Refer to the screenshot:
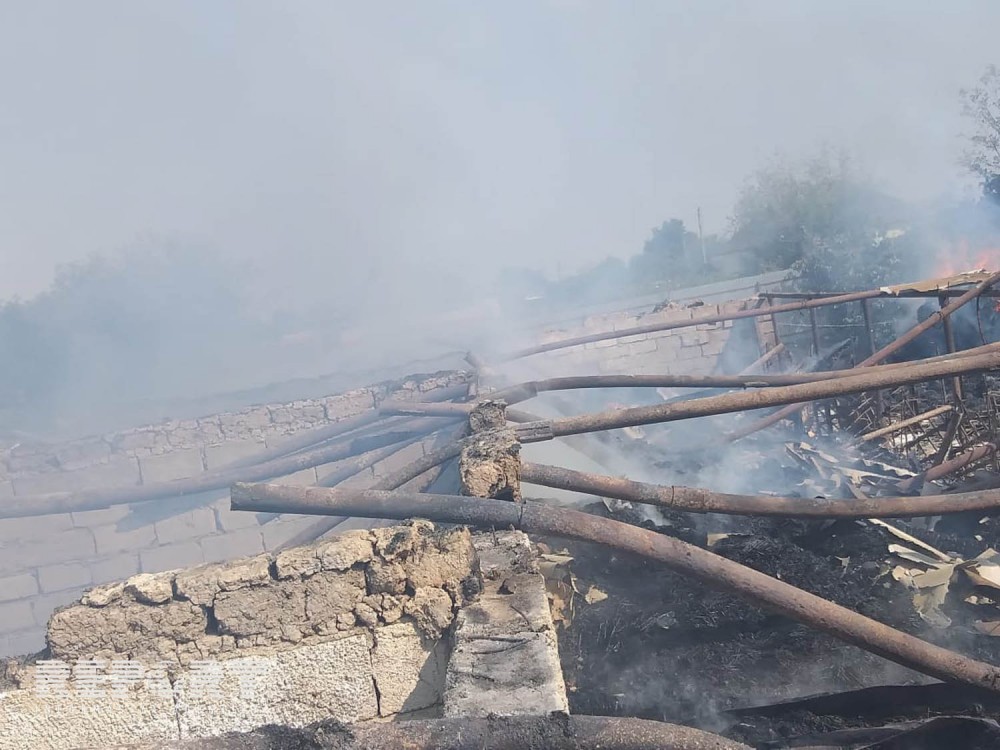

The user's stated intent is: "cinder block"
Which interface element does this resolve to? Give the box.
[0,670,178,747]
[0,573,38,602]
[70,504,131,528]
[371,622,448,715]
[628,339,658,356]
[200,528,265,564]
[676,345,705,361]
[0,600,36,631]
[91,522,156,556]
[139,448,205,484]
[701,337,728,357]
[140,541,205,573]
[53,438,111,471]
[174,635,379,735]
[261,515,328,552]
[0,513,74,543]
[37,563,93,593]
[619,333,646,345]
[213,496,265,532]
[2,628,45,657]
[12,455,140,496]
[90,553,141,584]
[6,528,96,569]
[154,507,218,545]
[32,587,87,626]
[680,331,711,347]
[204,439,266,470]
[322,388,375,422]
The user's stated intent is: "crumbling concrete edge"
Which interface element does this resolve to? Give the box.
[443,530,569,717]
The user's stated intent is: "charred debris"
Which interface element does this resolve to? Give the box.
[15,271,1000,747]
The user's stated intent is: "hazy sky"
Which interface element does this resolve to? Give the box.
[2,1,998,304]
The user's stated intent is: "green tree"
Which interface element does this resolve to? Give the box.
[961,64,1000,183]
[730,151,905,274]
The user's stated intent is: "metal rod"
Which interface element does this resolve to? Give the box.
[100,715,750,750]
[511,350,1000,440]
[861,298,877,357]
[231,482,1000,693]
[765,288,1000,300]
[505,274,999,361]
[727,270,1000,442]
[808,307,821,355]
[860,405,953,442]
[1,417,459,519]
[519,460,1000,519]
[379,400,537,423]
[896,443,997,493]
[506,289,891,360]
[489,342,1000,406]
[940,294,965,402]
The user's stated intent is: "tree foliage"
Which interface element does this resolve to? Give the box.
[961,64,1000,181]
[729,151,903,274]
[0,244,264,432]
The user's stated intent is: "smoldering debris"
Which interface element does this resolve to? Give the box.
[16,272,1000,748]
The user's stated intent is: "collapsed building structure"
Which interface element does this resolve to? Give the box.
[6,270,1000,747]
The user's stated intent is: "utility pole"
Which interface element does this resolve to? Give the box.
[697,207,707,266]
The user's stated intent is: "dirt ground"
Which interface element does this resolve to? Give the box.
[548,503,1000,747]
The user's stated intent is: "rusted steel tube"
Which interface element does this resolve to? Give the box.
[1,417,456,520]
[519,461,1000,519]
[220,383,470,470]
[273,433,457,552]
[231,483,1000,693]
[896,443,998,493]
[506,289,892,360]
[271,433,431,550]
[489,342,1000,406]
[766,287,1000,300]
[940,294,965,401]
[101,715,749,749]
[512,350,1000,440]
[730,270,1000,441]
[926,443,996,481]
[326,715,750,750]
[379,400,537,423]
[860,405,953,442]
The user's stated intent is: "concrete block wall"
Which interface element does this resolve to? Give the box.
[0,524,468,748]
[0,371,470,658]
[0,527,566,750]
[523,300,750,377]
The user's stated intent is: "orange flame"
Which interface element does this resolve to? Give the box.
[935,239,1000,277]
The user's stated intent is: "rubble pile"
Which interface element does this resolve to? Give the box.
[12,270,1000,748]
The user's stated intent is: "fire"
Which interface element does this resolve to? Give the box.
[935,239,1000,277]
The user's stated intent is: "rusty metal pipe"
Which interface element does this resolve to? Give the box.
[896,443,998,493]
[231,482,1000,693]
[0,416,457,520]
[379,400,537,423]
[511,350,1000,440]
[506,289,894,360]
[519,460,1000,519]
[859,405,953,442]
[100,715,749,749]
[487,342,1000,406]
[729,270,1000,441]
